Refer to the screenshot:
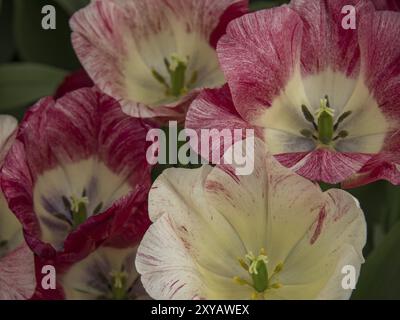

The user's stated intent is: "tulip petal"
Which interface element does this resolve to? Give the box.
[0,115,17,163]
[137,140,366,299]
[268,189,365,300]
[186,85,259,163]
[1,88,152,254]
[71,0,246,118]
[0,244,36,300]
[138,166,253,299]
[217,6,304,123]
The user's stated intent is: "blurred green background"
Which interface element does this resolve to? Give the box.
[0,0,399,299]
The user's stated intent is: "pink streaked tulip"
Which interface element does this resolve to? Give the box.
[61,245,149,300]
[187,0,400,186]
[0,88,153,265]
[33,192,150,300]
[0,115,36,300]
[136,140,366,300]
[70,0,248,121]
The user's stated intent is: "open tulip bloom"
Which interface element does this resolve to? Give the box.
[0,116,36,300]
[61,245,149,300]
[136,140,367,300]
[0,88,153,276]
[187,0,400,186]
[70,0,248,120]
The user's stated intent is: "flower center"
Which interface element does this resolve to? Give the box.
[152,53,198,98]
[233,248,283,299]
[109,270,129,300]
[300,95,352,147]
[61,189,103,230]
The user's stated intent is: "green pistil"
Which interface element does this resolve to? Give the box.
[316,97,335,145]
[61,191,104,229]
[300,95,352,146]
[152,54,198,98]
[110,271,129,300]
[67,192,89,229]
[234,249,283,299]
[169,56,187,97]
[248,254,269,293]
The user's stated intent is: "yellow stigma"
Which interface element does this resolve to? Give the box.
[300,95,352,146]
[110,271,128,289]
[246,250,269,275]
[233,248,284,298]
[169,53,188,72]
[109,271,129,300]
[315,98,335,118]
[270,282,282,289]
[69,194,89,229]
[70,195,89,213]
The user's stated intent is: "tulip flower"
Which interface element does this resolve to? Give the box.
[187,0,400,186]
[0,115,35,300]
[61,245,149,300]
[136,140,366,299]
[70,0,248,121]
[1,88,153,262]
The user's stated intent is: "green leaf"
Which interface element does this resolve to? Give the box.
[54,0,89,15]
[250,0,290,11]
[352,222,400,299]
[0,63,67,111]
[0,0,15,63]
[14,0,80,70]
[349,181,400,254]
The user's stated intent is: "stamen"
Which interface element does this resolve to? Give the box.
[301,105,318,130]
[238,258,249,271]
[300,95,351,146]
[270,282,282,289]
[233,276,251,286]
[300,129,314,139]
[151,54,198,99]
[152,69,169,91]
[235,249,285,297]
[334,111,352,131]
[273,262,284,274]
[93,202,103,215]
[188,70,198,87]
[333,130,349,141]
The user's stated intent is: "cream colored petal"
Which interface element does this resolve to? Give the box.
[273,189,366,300]
[148,166,247,277]
[0,115,17,163]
